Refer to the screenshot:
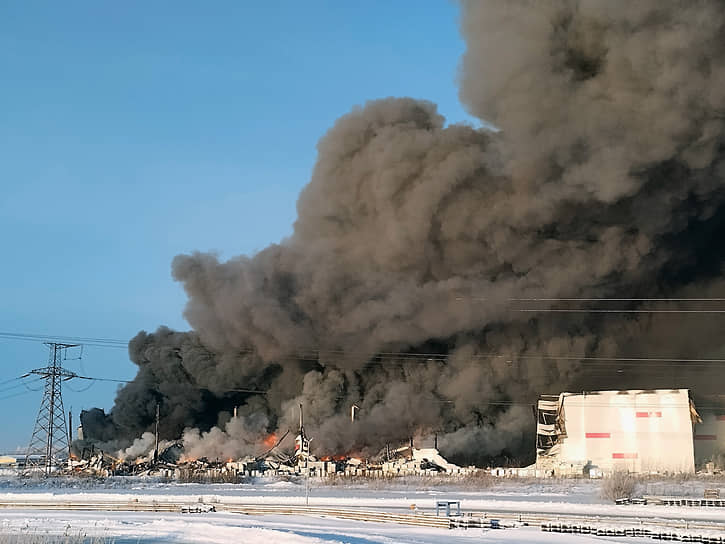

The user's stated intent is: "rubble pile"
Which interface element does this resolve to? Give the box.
[62,441,474,480]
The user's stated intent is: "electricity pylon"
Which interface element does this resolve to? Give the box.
[25,342,79,474]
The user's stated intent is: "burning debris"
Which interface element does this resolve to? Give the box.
[81,1,725,467]
[382,446,465,476]
[69,406,471,479]
[66,439,471,480]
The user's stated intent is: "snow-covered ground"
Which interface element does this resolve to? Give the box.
[0,476,724,542]
[0,510,648,544]
[3,477,725,521]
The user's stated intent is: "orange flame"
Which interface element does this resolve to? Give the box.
[318,454,347,462]
[263,434,277,448]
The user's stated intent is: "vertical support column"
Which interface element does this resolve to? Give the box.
[154,403,160,464]
[46,344,58,474]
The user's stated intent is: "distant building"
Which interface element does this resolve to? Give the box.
[536,389,700,475]
[0,456,17,467]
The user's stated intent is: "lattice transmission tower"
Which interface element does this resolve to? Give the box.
[25,342,79,474]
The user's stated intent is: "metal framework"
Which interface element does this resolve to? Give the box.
[25,342,79,474]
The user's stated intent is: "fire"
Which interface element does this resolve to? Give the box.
[263,434,277,448]
[319,454,347,462]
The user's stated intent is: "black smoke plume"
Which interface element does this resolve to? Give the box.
[83,1,725,466]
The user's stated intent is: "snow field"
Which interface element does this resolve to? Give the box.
[0,510,649,544]
[0,477,724,542]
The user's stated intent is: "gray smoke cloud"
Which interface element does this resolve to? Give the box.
[83,1,725,466]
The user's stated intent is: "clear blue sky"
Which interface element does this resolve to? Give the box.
[0,1,473,450]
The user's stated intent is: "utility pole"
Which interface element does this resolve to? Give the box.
[25,343,79,475]
[68,410,73,459]
[534,401,540,478]
[299,403,304,435]
[154,402,160,464]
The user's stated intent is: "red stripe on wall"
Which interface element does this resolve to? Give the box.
[636,411,662,418]
[717,415,725,421]
[694,435,717,441]
[612,453,638,459]
[585,433,611,438]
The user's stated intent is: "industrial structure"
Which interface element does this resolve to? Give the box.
[24,343,80,474]
[536,389,702,476]
[294,403,310,467]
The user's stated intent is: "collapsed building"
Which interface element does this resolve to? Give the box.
[68,405,472,479]
[79,1,725,469]
[60,388,725,479]
[66,440,471,480]
[226,444,472,479]
[535,389,712,476]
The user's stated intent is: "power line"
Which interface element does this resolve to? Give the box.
[5,331,725,368]
[519,309,725,313]
[268,350,725,365]
[75,376,133,384]
[66,379,96,394]
[3,330,725,405]
[0,377,42,395]
[71,374,268,394]
[2,323,725,370]
[459,297,725,302]
[0,389,36,403]
[5,329,725,366]
[0,376,26,387]
[2,383,723,411]
[3,372,724,421]
[4,296,725,356]
[0,331,127,343]
[0,331,128,348]
[456,296,725,313]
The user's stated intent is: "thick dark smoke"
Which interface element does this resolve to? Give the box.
[83,1,725,466]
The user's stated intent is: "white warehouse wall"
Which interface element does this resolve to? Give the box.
[541,389,696,474]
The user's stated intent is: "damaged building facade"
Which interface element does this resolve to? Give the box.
[694,412,725,468]
[535,389,722,476]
